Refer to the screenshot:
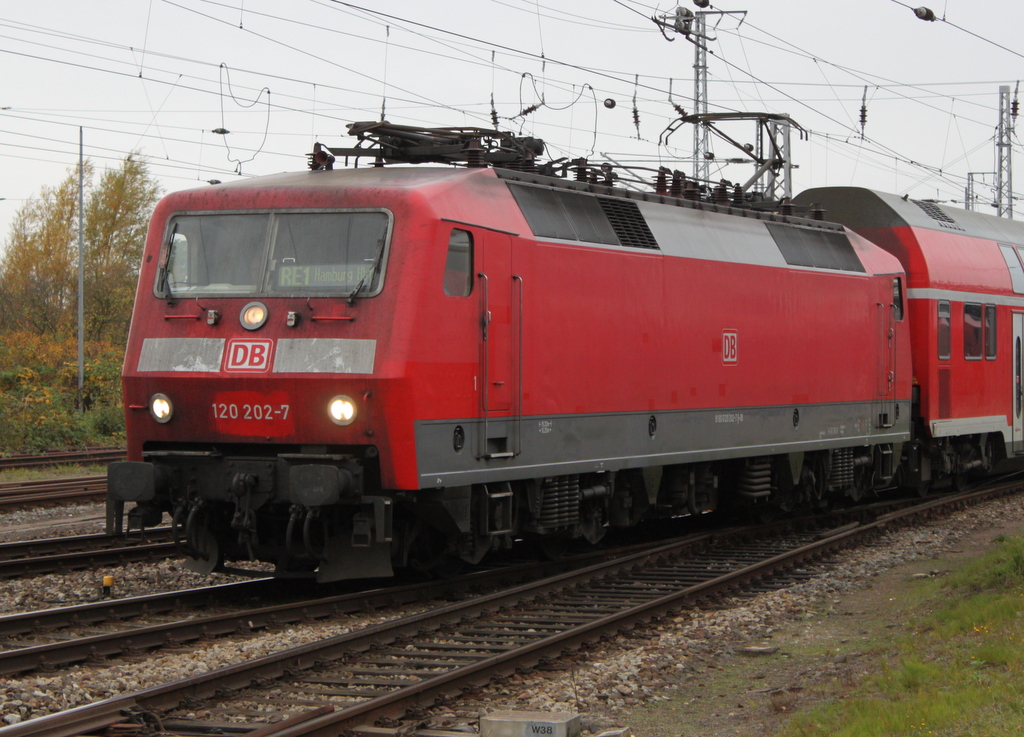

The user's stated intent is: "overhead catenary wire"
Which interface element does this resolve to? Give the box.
[0,0,1019,223]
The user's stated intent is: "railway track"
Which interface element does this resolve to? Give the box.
[0,535,721,674]
[0,476,107,510]
[0,529,175,579]
[0,481,1014,737]
[0,449,124,472]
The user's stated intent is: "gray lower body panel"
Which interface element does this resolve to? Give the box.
[415,401,911,488]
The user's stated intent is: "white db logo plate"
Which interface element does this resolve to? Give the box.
[224,339,274,372]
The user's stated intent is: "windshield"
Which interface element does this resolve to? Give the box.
[157,210,392,298]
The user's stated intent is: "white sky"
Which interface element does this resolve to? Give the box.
[1,0,1023,252]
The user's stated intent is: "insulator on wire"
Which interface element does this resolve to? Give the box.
[859,86,868,136]
[490,94,499,128]
[913,7,936,21]
[668,79,687,118]
[632,75,641,139]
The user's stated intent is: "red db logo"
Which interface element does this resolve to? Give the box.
[224,339,274,372]
[722,330,738,364]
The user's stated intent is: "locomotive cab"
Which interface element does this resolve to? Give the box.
[108,182,410,580]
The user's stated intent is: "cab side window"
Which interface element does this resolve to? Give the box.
[443,229,473,297]
[892,277,904,320]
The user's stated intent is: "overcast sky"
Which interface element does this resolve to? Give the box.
[2,0,1023,250]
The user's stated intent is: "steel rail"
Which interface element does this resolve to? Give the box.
[0,476,107,508]
[0,449,124,471]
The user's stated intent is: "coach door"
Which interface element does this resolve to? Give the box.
[1013,314,1024,452]
[477,230,520,458]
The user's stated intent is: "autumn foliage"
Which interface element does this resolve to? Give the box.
[0,155,160,453]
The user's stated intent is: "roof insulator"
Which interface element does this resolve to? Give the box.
[655,168,669,195]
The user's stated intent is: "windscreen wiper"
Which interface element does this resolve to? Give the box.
[156,222,179,300]
[347,236,387,305]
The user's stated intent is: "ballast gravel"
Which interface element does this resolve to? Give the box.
[0,494,1021,729]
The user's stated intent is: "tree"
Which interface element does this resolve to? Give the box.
[83,155,161,342]
[0,163,89,337]
[0,155,160,344]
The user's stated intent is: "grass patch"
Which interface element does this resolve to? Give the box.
[782,535,1024,736]
[0,464,109,483]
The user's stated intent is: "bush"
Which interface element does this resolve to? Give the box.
[83,404,126,442]
[0,333,126,454]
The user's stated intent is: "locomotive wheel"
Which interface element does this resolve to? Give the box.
[182,526,221,575]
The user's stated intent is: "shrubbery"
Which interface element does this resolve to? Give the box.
[0,333,125,453]
[0,154,157,455]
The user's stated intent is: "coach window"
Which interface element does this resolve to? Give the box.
[937,300,951,360]
[964,302,983,360]
[443,229,473,297]
[999,244,1024,294]
[985,304,997,359]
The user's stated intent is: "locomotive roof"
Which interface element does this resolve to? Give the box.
[176,165,850,235]
[793,186,1024,247]
[198,165,479,192]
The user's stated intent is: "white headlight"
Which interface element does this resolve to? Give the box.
[328,396,357,425]
[150,393,174,423]
[240,301,268,330]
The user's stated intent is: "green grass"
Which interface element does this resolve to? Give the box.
[0,464,109,483]
[782,535,1024,737]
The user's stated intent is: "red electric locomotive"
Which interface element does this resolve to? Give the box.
[795,187,1024,488]
[108,124,912,581]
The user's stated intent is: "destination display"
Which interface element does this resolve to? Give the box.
[276,263,372,288]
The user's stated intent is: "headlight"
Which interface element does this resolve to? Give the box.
[240,301,268,330]
[328,395,357,425]
[150,393,174,423]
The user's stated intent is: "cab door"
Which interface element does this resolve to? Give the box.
[477,230,519,458]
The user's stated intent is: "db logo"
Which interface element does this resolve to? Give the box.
[224,339,274,372]
[722,330,738,364]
